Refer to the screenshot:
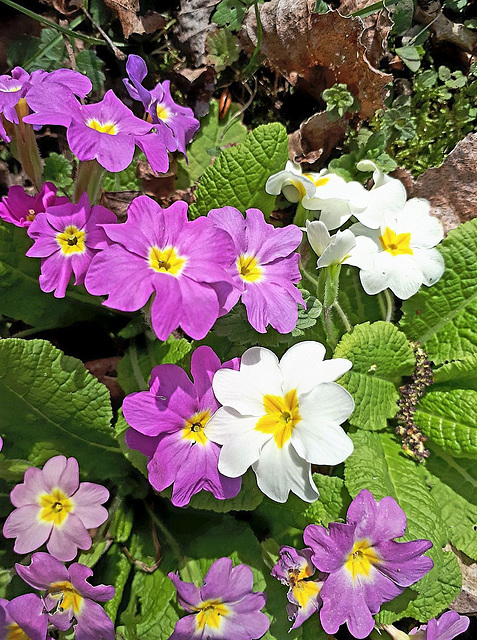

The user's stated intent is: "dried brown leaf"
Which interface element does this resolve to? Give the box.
[103,0,166,39]
[172,66,216,118]
[174,0,221,67]
[84,357,124,405]
[409,133,477,234]
[99,190,141,223]
[288,111,348,165]
[40,0,82,15]
[241,0,391,119]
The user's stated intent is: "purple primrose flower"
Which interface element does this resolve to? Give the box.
[271,546,323,630]
[3,455,109,562]
[303,489,434,639]
[26,192,116,298]
[410,611,470,640]
[0,182,68,228]
[84,196,236,340]
[16,552,115,640]
[207,207,305,334]
[124,54,200,157]
[168,557,270,640]
[123,345,242,507]
[0,594,48,640]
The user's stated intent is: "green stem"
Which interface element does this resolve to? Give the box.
[74,160,104,204]
[11,105,43,190]
[242,0,263,75]
[384,288,394,323]
[324,264,341,308]
[145,503,184,566]
[323,306,338,349]
[332,300,352,333]
[300,260,321,293]
[350,0,396,19]
[294,202,313,228]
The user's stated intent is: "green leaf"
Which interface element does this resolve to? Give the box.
[102,161,140,192]
[206,29,240,71]
[400,219,477,365]
[176,99,247,189]
[432,356,477,390]
[0,339,127,480]
[213,0,251,31]
[75,49,105,93]
[389,0,415,35]
[414,388,477,456]
[334,322,415,430]
[344,430,460,620]
[395,46,422,72]
[0,459,31,483]
[0,221,108,331]
[43,152,74,191]
[101,543,133,622]
[189,123,289,218]
[114,411,148,477]
[424,443,477,559]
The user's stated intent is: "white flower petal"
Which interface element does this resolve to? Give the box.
[317,229,356,268]
[205,409,258,445]
[386,254,423,299]
[317,201,353,229]
[399,199,444,249]
[266,167,316,202]
[355,178,407,229]
[343,235,378,271]
[411,247,445,287]
[218,429,270,478]
[252,440,319,503]
[306,220,331,257]
[241,346,283,394]
[212,369,265,415]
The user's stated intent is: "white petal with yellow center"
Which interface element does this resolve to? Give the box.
[266,161,316,203]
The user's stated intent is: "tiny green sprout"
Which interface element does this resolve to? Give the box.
[322,83,360,120]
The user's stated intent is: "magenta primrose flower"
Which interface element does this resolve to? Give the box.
[168,557,270,640]
[271,546,323,630]
[207,207,305,333]
[16,552,115,640]
[0,182,68,228]
[303,489,434,639]
[123,345,242,507]
[410,611,470,640]
[124,54,200,157]
[26,192,116,298]
[0,594,48,640]
[85,196,236,340]
[24,87,168,173]
[3,455,109,562]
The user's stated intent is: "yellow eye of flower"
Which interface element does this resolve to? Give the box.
[237,254,262,282]
[182,410,212,446]
[56,225,86,255]
[148,245,187,276]
[379,227,413,256]
[255,389,301,448]
[39,488,73,526]
[86,119,118,135]
[344,539,380,580]
[195,600,229,630]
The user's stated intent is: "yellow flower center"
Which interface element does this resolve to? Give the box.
[39,488,73,526]
[86,119,118,135]
[6,624,30,640]
[195,600,229,631]
[237,254,262,282]
[156,104,171,122]
[304,174,330,189]
[255,389,301,448]
[48,581,83,615]
[292,579,322,610]
[344,539,380,581]
[26,209,36,222]
[182,410,212,446]
[379,227,413,256]
[148,245,187,276]
[56,225,86,255]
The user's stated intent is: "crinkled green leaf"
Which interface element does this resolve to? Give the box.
[334,322,415,430]
[102,160,140,192]
[189,123,289,218]
[75,49,105,93]
[212,0,252,31]
[43,152,73,191]
[0,459,31,483]
[432,355,477,390]
[206,29,240,71]
[0,339,127,480]
[400,219,477,365]
[424,443,477,559]
[0,222,106,331]
[114,411,148,477]
[345,430,461,620]
[176,100,247,189]
[414,388,477,456]
[101,543,133,622]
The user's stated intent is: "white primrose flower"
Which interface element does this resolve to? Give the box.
[302,170,369,231]
[350,198,445,300]
[306,220,376,270]
[204,342,354,503]
[266,161,317,203]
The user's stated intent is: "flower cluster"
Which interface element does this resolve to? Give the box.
[1,456,114,640]
[272,490,434,638]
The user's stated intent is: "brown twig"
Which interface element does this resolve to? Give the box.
[415,0,477,54]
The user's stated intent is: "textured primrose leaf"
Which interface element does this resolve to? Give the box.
[0,221,106,331]
[75,49,105,93]
[344,430,460,620]
[178,469,263,512]
[400,219,477,365]
[189,122,289,218]
[206,29,240,71]
[101,543,133,622]
[334,322,415,430]
[432,355,477,390]
[0,339,127,480]
[43,152,73,191]
[424,443,477,559]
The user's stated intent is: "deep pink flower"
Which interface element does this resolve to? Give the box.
[168,557,269,640]
[3,455,109,562]
[207,207,305,333]
[0,182,68,228]
[85,196,237,340]
[303,489,434,639]
[16,552,115,640]
[0,594,48,640]
[26,192,116,298]
[123,346,242,507]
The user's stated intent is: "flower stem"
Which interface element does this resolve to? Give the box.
[294,202,313,227]
[145,503,184,566]
[74,159,104,204]
[10,103,43,190]
[332,300,352,333]
[384,288,395,322]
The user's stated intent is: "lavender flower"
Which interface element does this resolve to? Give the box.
[3,455,109,561]
[168,557,269,640]
[303,489,434,639]
[0,594,48,640]
[207,207,305,334]
[124,54,200,157]
[0,183,68,228]
[410,611,470,640]
[25,192,116,298]
[123,346,242,507]
[84,196,236,340]
[271,546,323,629]
[16,552,115,640]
